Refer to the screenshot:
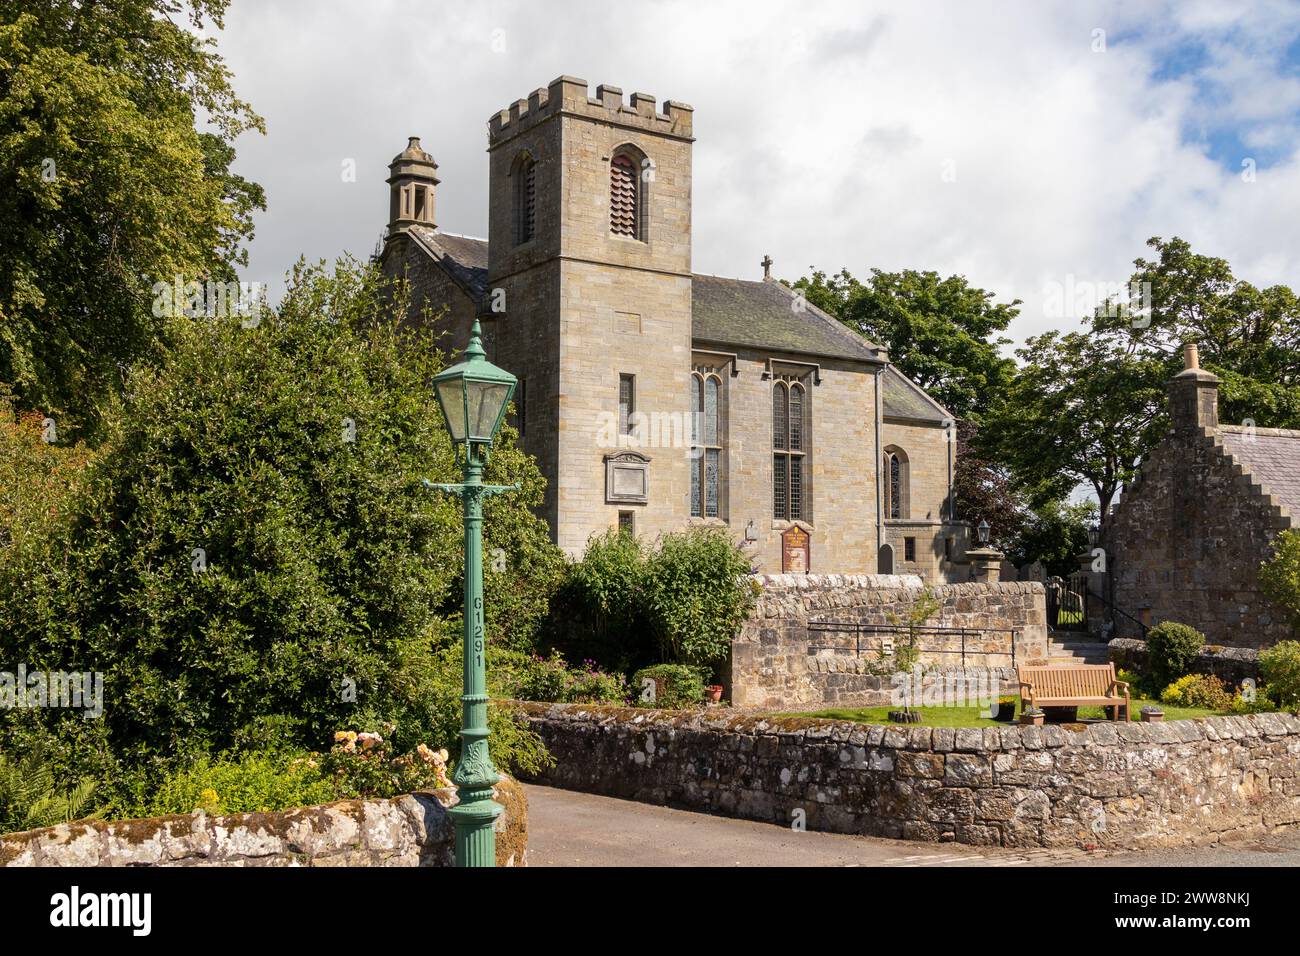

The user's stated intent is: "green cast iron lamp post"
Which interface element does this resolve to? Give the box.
[425,318,517,867]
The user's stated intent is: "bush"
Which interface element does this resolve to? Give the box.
[1260,530,1300,633]
[549,526,756,674]
[495,650,628,705]
[644,527,758,668]
[0,260,558,792]
[1259,640,1300,710]
[1145,621,1206,688]
[130,750,339,817]
[1159,674,1233,711]
[632,664,708,709]
[548,530,650,671]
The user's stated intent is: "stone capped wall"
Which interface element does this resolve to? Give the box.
[1,778,527,868]
[1108,637,1261,686]
[729,574,1049,709]
[518,702,1300,849]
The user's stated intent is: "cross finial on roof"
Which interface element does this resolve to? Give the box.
[761,254,773,280]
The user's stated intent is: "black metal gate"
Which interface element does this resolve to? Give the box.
[1046,573,1089,631]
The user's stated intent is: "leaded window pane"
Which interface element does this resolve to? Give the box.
[773,454,787,519]
[789,384,803,451]
[773,384,787,451]
[790,455,803,521]
[705,449,719,518]
[691,455,702,518]
[704,377,719,446]
[890,455,901,519]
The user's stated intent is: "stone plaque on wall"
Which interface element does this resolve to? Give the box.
[781,525,810,573]
[604,451,650,504]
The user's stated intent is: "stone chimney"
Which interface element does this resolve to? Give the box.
[1167,342,1220,433]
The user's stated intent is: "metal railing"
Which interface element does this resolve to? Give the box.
[806,621,1021,668]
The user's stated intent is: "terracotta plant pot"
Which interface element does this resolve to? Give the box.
[1020,711,1045,726]
[704,684,723,703]
[1140,708,1165,723]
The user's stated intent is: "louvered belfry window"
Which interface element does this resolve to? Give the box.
[610,154,639,238]
[773,378,808,521]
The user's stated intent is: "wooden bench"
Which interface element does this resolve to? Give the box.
[1017,663,1130,721]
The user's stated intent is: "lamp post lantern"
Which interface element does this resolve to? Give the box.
[977,519,990,546]
[425,318,517,867]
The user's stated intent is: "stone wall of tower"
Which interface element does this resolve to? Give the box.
[487,77,695,555]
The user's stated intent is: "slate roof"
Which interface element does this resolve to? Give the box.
[881,365,952,424]
[403,230,973,429]
[409,227,489,299]
[690,275,884,363]
[405,232,886,364]
[1221,425,1300,516]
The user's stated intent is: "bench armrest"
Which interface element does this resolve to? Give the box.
[1110,679,1130,693]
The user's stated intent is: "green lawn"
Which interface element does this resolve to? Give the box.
[783,697,1226,728]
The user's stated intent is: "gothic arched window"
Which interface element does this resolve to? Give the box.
[773,379,809,521]
[512,152,536,246]
[884,446,910,520]
[690,371,723,518]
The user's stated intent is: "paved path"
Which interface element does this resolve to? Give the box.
[524,784,1300,867]
[524,785,1097,867]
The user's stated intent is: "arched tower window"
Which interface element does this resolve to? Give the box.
[609,146,649,241]
[884,446,910,520]
[512,152,536,246]
[773,378,809,521]
[690,371,723,518]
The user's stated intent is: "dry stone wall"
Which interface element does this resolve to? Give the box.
[1,777,527,868]
[518,702,1300,849]
[729,574,1049,709]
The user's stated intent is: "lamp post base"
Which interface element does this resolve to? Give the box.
[450,795,503,867]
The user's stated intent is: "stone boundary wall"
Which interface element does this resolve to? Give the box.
[730,574,1049,710]
[517,702,1300,849]
[1108,637,1261,686]
[1,777,527,868]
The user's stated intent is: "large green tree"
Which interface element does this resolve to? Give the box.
[0,259,560,786]
[0,1,264,436]
[790,267,1018,420]
[983,330,1167,517]
[1096,236,1300,429]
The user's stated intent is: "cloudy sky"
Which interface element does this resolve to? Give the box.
[215,0,1300,344]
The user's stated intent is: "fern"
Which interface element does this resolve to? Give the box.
[0,748,102,834]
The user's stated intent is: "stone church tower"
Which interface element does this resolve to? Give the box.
[485,77,696,550]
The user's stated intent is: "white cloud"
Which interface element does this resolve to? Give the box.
[217,0,1300,345]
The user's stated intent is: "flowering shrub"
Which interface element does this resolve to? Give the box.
[1160,674,1234,711]
[321,729,453,798]
[496,650,629,705]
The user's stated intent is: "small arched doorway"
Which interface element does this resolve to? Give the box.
[878,542,896,575]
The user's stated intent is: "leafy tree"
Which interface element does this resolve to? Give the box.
[951,419,1026,547]
[0,1,265,437]
[1095,237,1300,429]
[1006,499,1098,578]
[790,267,1018,420]
[982,330,1167,517]
[0,259,558,790]
[1260,529,1300,635]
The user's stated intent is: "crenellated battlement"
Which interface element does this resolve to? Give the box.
[488,76,693,145]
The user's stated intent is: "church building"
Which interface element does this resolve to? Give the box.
[380,76,969,578]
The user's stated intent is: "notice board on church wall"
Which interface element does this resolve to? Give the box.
[781,525,810,573]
